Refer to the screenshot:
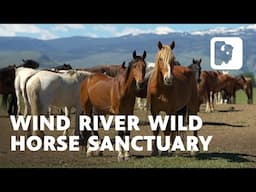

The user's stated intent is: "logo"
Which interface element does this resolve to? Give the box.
[210,37,243,70]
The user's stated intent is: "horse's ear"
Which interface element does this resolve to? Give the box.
[192,58,195,63]
[199,58,202,63]
[170,41,175,50]
[240,75,246,81]
[122,61,126,68]
[133,50,137,59]
[158,41,163,50]
[143,51,147,59]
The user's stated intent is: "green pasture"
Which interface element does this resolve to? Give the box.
[235,88,256,104]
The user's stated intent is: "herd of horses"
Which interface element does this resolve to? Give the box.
[0,40,253,161]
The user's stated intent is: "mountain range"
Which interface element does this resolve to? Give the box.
[0,28,255,76]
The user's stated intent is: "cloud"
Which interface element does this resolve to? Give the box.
[52,24,84,32]
[39,30,58,40]
[0,24,57,40]
[245,24,256,30]
[154,26,175,34]
[114,26,175,37]
[93,25,117,33]
[190,27,242,35]
[115,28,150,36]
[0,24,41,36]
[190,25,252,36]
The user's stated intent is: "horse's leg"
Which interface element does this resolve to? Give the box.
[117,130,125,161]
[62,106,71,137]
[13,93,18,116]
[151,113,160,156]
[33,105,46,139]
[205,90,211,112]
[174,106,188,156]
[162,118,171,157]
[8,93,17,116]
[210,91,215,112]
[124,114,131,161]
[87,108,102,157]
[15,77,21,116]
[7,94,13,115]
[188,109,200,156]
[16,90,21,116]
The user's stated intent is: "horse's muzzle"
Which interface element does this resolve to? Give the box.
[164,77,173,86]
[136,81,144,90]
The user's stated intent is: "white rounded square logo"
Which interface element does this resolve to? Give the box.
[210,37,243,70]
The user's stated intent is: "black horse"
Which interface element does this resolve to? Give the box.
[0,59,40,115]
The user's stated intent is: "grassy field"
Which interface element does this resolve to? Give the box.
[235,88,256,104]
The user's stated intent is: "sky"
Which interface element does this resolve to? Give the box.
[0,24,254,40]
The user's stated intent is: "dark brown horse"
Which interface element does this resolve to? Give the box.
[80,50,147,161]
[147,41,199,156]
[0,59,40,115]
[0,65,17,115]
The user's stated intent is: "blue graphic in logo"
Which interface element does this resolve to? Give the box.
[210,37,243,70]
[215,41,233,65]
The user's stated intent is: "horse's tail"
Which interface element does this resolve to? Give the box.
[23,73,40,116]
[1,94,9,110]
[29,78,41,116]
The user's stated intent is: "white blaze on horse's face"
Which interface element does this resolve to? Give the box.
[158,44,175,86]
[133,61,146,90]
[131,50,147,90]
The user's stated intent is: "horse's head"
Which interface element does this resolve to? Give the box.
[189,58,202,83]
[240,76,253,104]
[156,41,175,86]
[0,65,16,92]
[62,64,73,70]
[22,59,40,69]
[127,50,147,89]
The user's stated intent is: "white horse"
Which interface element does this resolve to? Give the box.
[24,69,93,138]
[15,67,38,115]
[15,67,73,116]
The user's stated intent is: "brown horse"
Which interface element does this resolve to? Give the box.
[198,71,230,112]
[147,41,199,156]
[234,76,253,104]
[198,72,253,112]
[80,50,147,161]
[82,64,123,77]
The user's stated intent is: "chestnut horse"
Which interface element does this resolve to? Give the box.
[80,51,147,161]
[234,76,253,104]
[82,64,123,77]
[198,72,253,112]
[147,41,199,156]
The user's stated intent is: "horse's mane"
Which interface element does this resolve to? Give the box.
[153,45,173,77]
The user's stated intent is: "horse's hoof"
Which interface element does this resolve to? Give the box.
[124,152,130,161]
[117,153,124,162]
[97,151,103,157]
[86,151,94,157]
[151,150,159,156]
[190,151,199,157]
[161,151,169,157]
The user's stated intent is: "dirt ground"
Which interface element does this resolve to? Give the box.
[0,103,256,168]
